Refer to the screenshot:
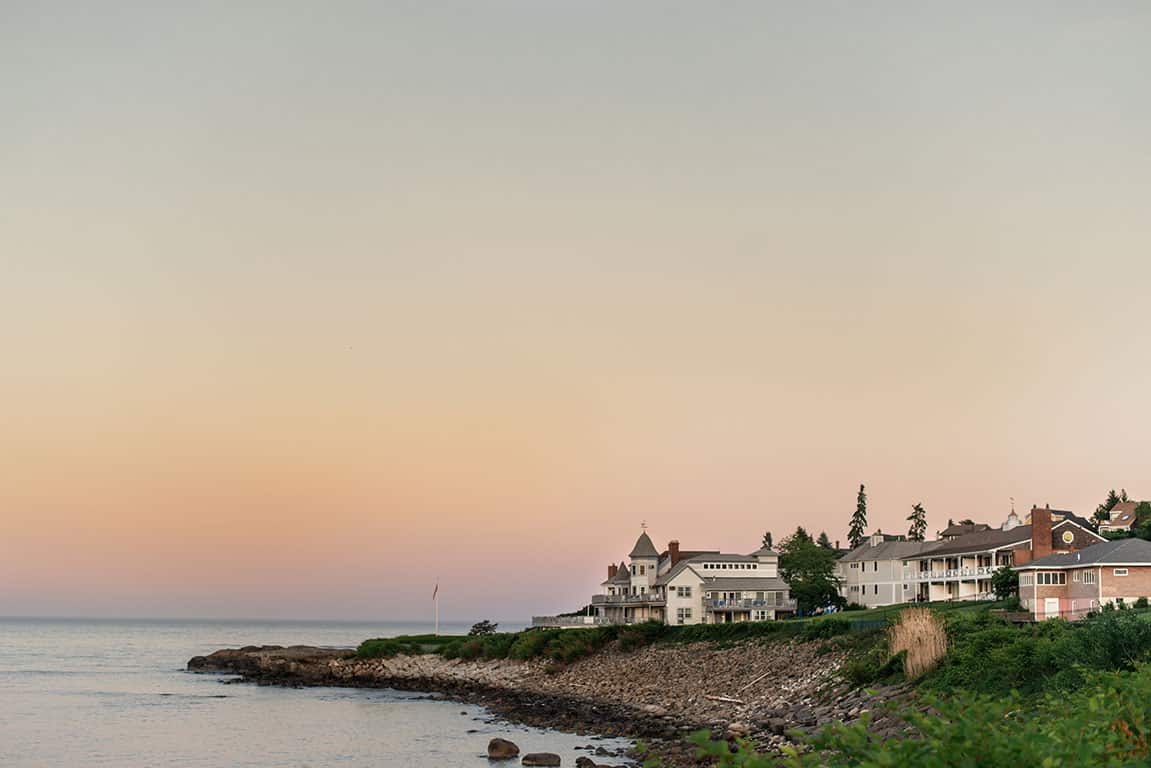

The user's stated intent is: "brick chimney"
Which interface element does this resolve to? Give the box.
[668,540,681,566]
[608,563,617,579]
[1032,505,1053,561]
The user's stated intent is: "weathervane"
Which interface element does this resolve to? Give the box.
[641,520,647,530]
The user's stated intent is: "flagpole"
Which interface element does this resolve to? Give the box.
[434,579,440,636]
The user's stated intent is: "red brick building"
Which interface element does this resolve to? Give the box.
[1014,537,1151,620]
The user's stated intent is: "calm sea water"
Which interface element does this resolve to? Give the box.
[0,618,631,767]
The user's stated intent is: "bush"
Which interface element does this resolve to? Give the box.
[842,602,868,612]
[693,664,1151,766]
[923,610,1151,696]
[801,616,851,640]
[1137,597,1149,609]
[468,620,498,636]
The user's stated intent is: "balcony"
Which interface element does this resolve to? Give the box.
[902,565,1000,581]
[592,593,666,606]
[704,598,797,611]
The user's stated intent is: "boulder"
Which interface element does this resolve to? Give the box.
[574,758,599,768]
[521,754,561,766]
[487,738,520,760]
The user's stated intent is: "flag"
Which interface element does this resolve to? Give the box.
[432,582,438,601]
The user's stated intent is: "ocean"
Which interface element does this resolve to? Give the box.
[0,618,631,767]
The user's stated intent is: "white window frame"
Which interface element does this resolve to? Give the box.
[1114,568,1129,577]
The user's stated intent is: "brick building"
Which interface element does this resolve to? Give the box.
[1014,537,1151,620]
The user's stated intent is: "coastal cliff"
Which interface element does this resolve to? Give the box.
[189,637,908,762]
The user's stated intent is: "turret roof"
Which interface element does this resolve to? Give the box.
[629,531,660,559]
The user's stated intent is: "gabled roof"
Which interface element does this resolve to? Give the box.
[914,527,1032,557]
[839,539,939,562]
[629,532,660,559]
[749,547,778,558]
[1015,538,1151,570]
[940,523,991,537]
[611,561,631,584]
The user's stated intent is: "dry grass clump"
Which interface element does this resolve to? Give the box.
[889,607,948,678]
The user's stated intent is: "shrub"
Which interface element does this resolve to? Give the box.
[842,602,867,612]
[1137,597,1149,609]
[801,616,851,640]
[689,664,1151,766]
[889,608,947,678]
[468,620,498,636]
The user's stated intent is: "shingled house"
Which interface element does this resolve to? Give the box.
[589,531,795,626]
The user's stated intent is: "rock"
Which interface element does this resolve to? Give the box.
[487,738,520,760]
[574,758,599,768]
[521,753,561,766]
[641,704,668,717]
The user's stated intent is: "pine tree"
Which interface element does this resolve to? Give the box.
[1096,489,1128,522]
[761,530,773,550]
[848,484,868,548]
[907,503,927,542]
[816,531,833,549]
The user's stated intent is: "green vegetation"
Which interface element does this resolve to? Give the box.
[355,634,458,658]
[924,609,1151,696]
[990,566,1018,599]
[356,614,864,665]
[691,664,1151,766]
[778,528,843,613]
[678,607,1151,767]
[906,502,927,541]
[468,620,498,636]
[848,484,867,549]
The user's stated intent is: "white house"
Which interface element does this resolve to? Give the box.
[836,506,1106,607]
[588,531,795,626]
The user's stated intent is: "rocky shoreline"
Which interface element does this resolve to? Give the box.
[188,639,911,766]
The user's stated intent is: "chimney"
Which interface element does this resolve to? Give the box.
[608,564,617,579]
[668,540,681,565]
[1032,505,1053,561]
[835,540,840,550]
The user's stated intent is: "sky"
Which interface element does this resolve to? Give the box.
[2,1,1149,621]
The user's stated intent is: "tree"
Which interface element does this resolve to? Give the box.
[991,567,1019,600]
[761,530,773,550]
[779,527,843,613]
[1132,502,1151,541]
[816,531,833,549]
[1096,489,1130,522]
[957,518,975,526]
[907,503,927,542]
[848,484,868,549]
[468,620,498,636]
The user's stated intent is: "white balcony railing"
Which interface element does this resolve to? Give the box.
[901,566,1001,581]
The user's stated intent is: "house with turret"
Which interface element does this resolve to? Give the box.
[589,531,795,625]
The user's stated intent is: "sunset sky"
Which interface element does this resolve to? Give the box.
[2,2,1149,621]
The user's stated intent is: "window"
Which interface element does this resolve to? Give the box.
[752,610,769,621]
[1084,571,1097,584]
[640,586,646,594]
[675,586,692,598]
[676,607,692,624]
[1036,572,1067,585]
[1114,569,1129,577]
[639,565,646,575]
[874,584,879,595]
[1073,572,1080,583]
[631,565,636,576]
[873,562,879,571]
